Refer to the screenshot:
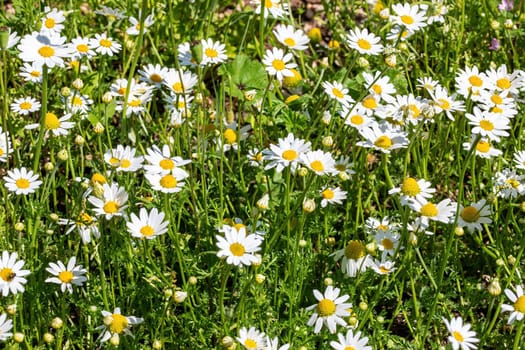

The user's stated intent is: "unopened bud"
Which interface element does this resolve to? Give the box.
[188,276,198,285]
[43,333,55,344]
[75,135,85,145]
[297,167,308,177]
[72,78,84,90]
[93,122,104,134]
[490,20,500,30]
[255,274,265,284]
[14,222,24,231]
[61,87,71,97]
[357,56,369,68]
[44,162,54,172]
[109,334,120,346]
[324,277,333,286]
[152,340,163,349]
[385,55,397,67]
[508,255,516,265]
[302,199,316,213]
[307,28,322,43]
[173,291,188,303]
[322,136,334,148]
[454,227,464,237]
[6,304,16,315]
[221,336,234,348]
[102,92,113,104]
[487,278,501,296]
[359,301,368,311]
[57,149,68,161]
[51,317,63,329]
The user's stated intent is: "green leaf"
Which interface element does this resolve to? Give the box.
[218,54,268,99]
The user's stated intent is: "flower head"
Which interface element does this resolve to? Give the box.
[0,251,30,296]
[216,226,262,267]
[97,308,143,343]
[306,286,352,333]
[502,285,525,324]
[45,257,87,293]
[4,167,42,195]
[442,316,479,350]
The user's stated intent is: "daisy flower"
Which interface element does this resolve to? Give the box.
[263,133,311,173]
[373,230,401,258]
[164,68,198,95]
[90,33,121,56]
[478,90,515,112]
[389,177,436,206]
[513,150,525,170]
[357,123,409,153]
[127,207,169,240]
[417,76,441,93]
[216,226,262,267]
[262,47,297,82]
[462,137,502,159]
[0,251,30,296]
[177,42,198,67]
[145,171,189,193]
[4,167,42,195]
[466,107,510,142]
[265,336,290,350]
[126,13,155,36]
[358,94,382,116]
[431,86,465,120]
[363,71,396,103]
[340,106,373,130]
[138,63,169,87]
[18,32,71,68]
[237,327,267,350]
[409,198,457,226]
[5,29,20,50]
[502,285,525,324]
[493,168,525,199]
[334,156,355,179]
[0,128,11,163]
[45,257,87,294]
[485,64,523,95]
[25,112,75,137]
[365,216,397,234]
[332,240,373,277]
[117,89,153,117]
[104,145,143,172]
[247,148,264,167]
[201,38,227,65]
[424,1,449,24]
[219,121,251,153]
[58,211,100,244]
[330,329,372,350]
[300,150,337,176]
[455,66,488,101]
[40,7,66,35]
[346,27,383,55]
[20,62,43,83]
[306,285,352,334]
[457,199,491,233]
[88,183,129,220]
[68,36,96,59]
[0,313,13,342]
[390,3,428,32]
[252,0,289,18]
[10,96,41,116]
[144,145,191,175]
[94,6,126,20]
[273,24,309,51]
[67,93,93,115]
[371,259,397,275]
[442,316,479,350]
[320,186,347,207]
[97,308,143,343]
[322,81,355,106]
[164,93,193,119]
[219,218,266,242]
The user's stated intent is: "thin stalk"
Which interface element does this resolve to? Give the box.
[33,65,49,173]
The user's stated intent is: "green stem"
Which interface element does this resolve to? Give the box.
[33,65,49,173]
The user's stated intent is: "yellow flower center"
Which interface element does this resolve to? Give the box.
[362,96,378,109]
[58,270,74,283]
[264,0,274,8]
[514,295,525,313]
[100,38,112,48]
[420,202,438,217]
[409,104,420,118]
[204,47,218,58]
[77,44,89,53]
[438,98,450,110]
[233,223,246,232]
[20,102,32,110]
[129,99,141,107]
[45,112,60,130]
[159,159,175,170]
[45,17,56,28]
[491,94,503,105]
[310,160,324,172]
[72,96,83,106]
[103,201,119,214]
[172,82,183,93]
[317,298,336,317]
[400,15,414,25]
[272,59,285,71]
[496,78,511,90]
[109,314,128,334]
[282,149,297,161]
[229,242,245,257]
[507,179,520,189]
[117,87,127,95]
[31,70,41,77]
[244,339,258,349]
[150,74,162,83]
[284,37,296,47]
[77,212,93,225]
[16,178,29,190]
[460,206,480,223]
[468,75,483,87]
[160,174,178,189]
[374,135,393,149]
[0,149,4,157]
[381,238,394,250]
[321,188,334,199]
[223,129,237,144]
[491,106,502,114]
[476,140,490,153]
[452,331,464,343]
[91,173,107,184]
[372,84,382,94]
[344,240,365,260]
[357,38,371,50]
[140,225,155,237]
[479,120,494,131]
[120,159,131,169]
[350,115,364,125]
[379,266,390,274]
[109,157,120,167]
[0,268,15,282]
[38,45,55,58]
[401,177,420,196]
[332,88,344,99]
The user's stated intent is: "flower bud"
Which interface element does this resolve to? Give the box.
[328,40,340,50]
[487,278,501,296]
[324,277,333,286]
[283,68,302,88]
[385,55,397,67]
[109,334,120,346]
[61,87,71,97]
[348,316,359,326]
[504,19,513,29]
[256,193,270,211]
[57,149,68,161]
[454,227,464,237]
[49,213,59,221]
[173,291,188,303]
[490,20,500,30]
[75,135,85,145]
[152,340,163,349]
[221,336,234,348]
[72,78,84,90]
[43,333,55,344]
[357,57,369,69]
[44,162,54,172]
[51,317,64,329]
[14,222,24,231]
[302,199,316,213]
[164,289,173,298]
[14,332,24,343]
[508,255,516,265]
[93,122,104,134]
[298,239,307,247]
[307,28,322,43]
[255,274,266,284]
[322,136,334,148]
[297,167,308,177]
[6,304,16,315]
[102,92,113,103]
[322,111,332,125]
[379,8,390,19]
[188,276,198,285]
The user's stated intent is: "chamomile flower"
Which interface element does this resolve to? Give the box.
[262,47,297,82]
[97,308,143,343]
[320,186,347,207]
[4,167,42,195]
[90,33,121,56]
[104,145,143,172]
[265,336,290,350]
[164,68,198,95]
[138,63,169,87]
[67,93,93,115]
[332,240,373,277]
[220,218,266,242]
[502,285,525,324]
[273,24,309,51]
[409,198,457,226]
[263,133,311,173]
[442,316,479,350]
[363,71,396,103]
[455,66,488,101]
[68,36,96,59]
[485,64,523,95]
[219,121,251,152]
[346,27,384,55]
[5,29,20,50]
[94,6,126,20]
[306,286,352,334]
[466,107,510,142]
[390,3,428,32]
[58,211,100,244]
[340,106,373,130]
[201,38,227,65]
[10,96,41,116]
[127,208,169,240]
[0,314,13,342]
[322,81,355,106]
[0,251,30,296]
[126,13,155,36]
[253,0,289,18]
[431,86,465,120]
[373,230,401,258]
[417,76,441,93]
[164,93,193,119]
[457,199,491,233]
[20,62,43,83]
[117,89,153,117]
[357,123,409,153]
[462,137,502,159]
[0,128,11,163]
[247,148,264,167]
[216,226,262,267]
[300,150,337,176]
[371,259,397,275]
[88,183,129,220]
[334,156,356,179]
[493,168,525,199]
[25,112,75,137]
[144,145,191,176]
[389,177,436,206]
[513,150,525,170]
[18,32,71,68]
[45,257,87,294]
[40,7,66,35]
[424,1,449,24]
[365,216,397,234]
[478,90,514,112]
[330,329,372,350]
[145,171,189,193]
[237,327,267,350]
[177,42,198,67]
